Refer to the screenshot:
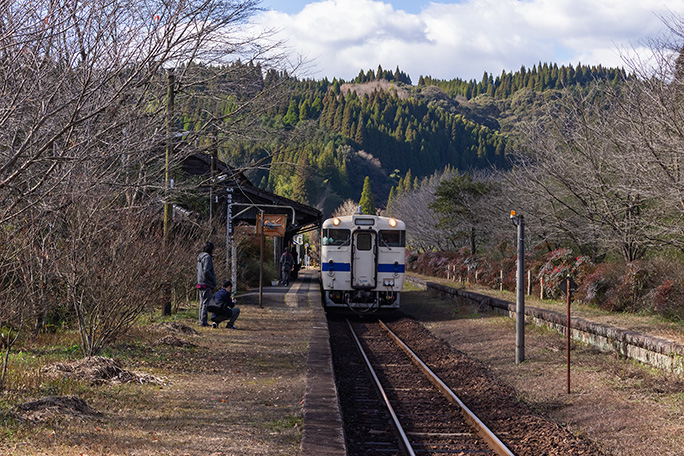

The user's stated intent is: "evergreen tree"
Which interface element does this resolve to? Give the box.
[331,78,341,95]
[402,169,413,194]
[387,186,396,212]
[354,112,366,145]
[311,96,323,117]
[283,99,299,126]
[359,176,376,215]
[299,100,310,121]
[430,172,490,254]
[291,152,310,205]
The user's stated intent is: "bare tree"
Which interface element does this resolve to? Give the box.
[504,84,668,262]
[498,13,684,263]
[332,199,360,217]
[0,219,59,388]
[605,24,684,251]
[0,0,292,361]
[390,170,461,252]
[0,0,287,224]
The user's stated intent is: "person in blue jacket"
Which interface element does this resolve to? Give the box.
[210,280,240,329]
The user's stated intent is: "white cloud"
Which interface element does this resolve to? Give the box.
[252,0,684,81]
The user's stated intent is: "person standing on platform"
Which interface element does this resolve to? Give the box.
[197,242,216,327]
[279,248,294,287]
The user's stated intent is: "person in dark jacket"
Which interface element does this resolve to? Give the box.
[279,248,294,286]
[197,242,217,327]
[209,280,240,329]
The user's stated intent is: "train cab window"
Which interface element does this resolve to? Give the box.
[321,228,350,246]
[379,230,405,248]
[356,232,373,251]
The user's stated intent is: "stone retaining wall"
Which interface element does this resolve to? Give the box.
[407,276,684,375]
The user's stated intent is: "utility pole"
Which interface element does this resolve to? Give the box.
[208,125,218,230]
[259,210,265,308]
[510,210,525,364]
[163,69,175,241]
[161,69,175,316]
[226,188,234,286]
[209,145,217,228]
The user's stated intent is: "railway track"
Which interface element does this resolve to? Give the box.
[329,317,514,456]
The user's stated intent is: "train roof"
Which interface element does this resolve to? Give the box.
[322,214,405,230]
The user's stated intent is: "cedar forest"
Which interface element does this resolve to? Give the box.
[177,62,626,216]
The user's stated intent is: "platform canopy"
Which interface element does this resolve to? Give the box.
[181,153,322,240]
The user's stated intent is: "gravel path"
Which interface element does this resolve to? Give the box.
[400,286,684,456]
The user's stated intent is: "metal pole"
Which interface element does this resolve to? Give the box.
[515,215,525,364]
[259,210,264,308]
[566,277,571,394]
[209,153,215,227]
[231,236,237,293]
[226,188,235,289]
[226,188,232,272]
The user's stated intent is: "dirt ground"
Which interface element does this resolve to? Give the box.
[400,285,684,456]
[2,293,315,456]
[4,275,684,456]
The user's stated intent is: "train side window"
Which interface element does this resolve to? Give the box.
[322,228,350,246]
[379,230,405,247]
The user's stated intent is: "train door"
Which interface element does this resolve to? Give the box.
[352,230,376,288]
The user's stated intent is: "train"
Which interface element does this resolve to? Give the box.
[319,211,406,313]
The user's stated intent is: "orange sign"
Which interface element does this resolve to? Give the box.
[256,214,286,237]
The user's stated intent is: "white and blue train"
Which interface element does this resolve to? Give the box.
[320,212,406,312]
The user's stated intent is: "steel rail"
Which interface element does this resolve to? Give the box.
[345,319,416,456]
[378,319,516,456]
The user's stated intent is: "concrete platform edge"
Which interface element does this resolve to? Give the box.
[407,275,684,375]
[300,275,347,456]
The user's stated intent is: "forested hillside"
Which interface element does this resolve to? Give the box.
[177,62,627,216]
[419,62,627,100]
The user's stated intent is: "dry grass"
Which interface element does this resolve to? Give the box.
[0,303,314,456]
[401,284,684,456]
[411,273,684,345]
[6,276,683,455]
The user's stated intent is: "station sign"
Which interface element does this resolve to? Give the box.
[256,214,286,237]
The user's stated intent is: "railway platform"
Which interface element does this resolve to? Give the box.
[252,269,347,456]
[241,271,684,456]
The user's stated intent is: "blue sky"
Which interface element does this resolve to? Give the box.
[252,0,684,82]
[263,0,434,15]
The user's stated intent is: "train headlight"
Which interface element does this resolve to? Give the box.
[332,217,340,226]
[389,218,397,227]
[383,279,395,287]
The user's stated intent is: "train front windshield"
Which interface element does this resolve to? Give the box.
[321,228,350,246]
[379,230,406,247]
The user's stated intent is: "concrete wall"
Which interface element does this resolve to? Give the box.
[408,277,684,375]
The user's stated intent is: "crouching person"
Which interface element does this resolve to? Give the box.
[209,281,240,329]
